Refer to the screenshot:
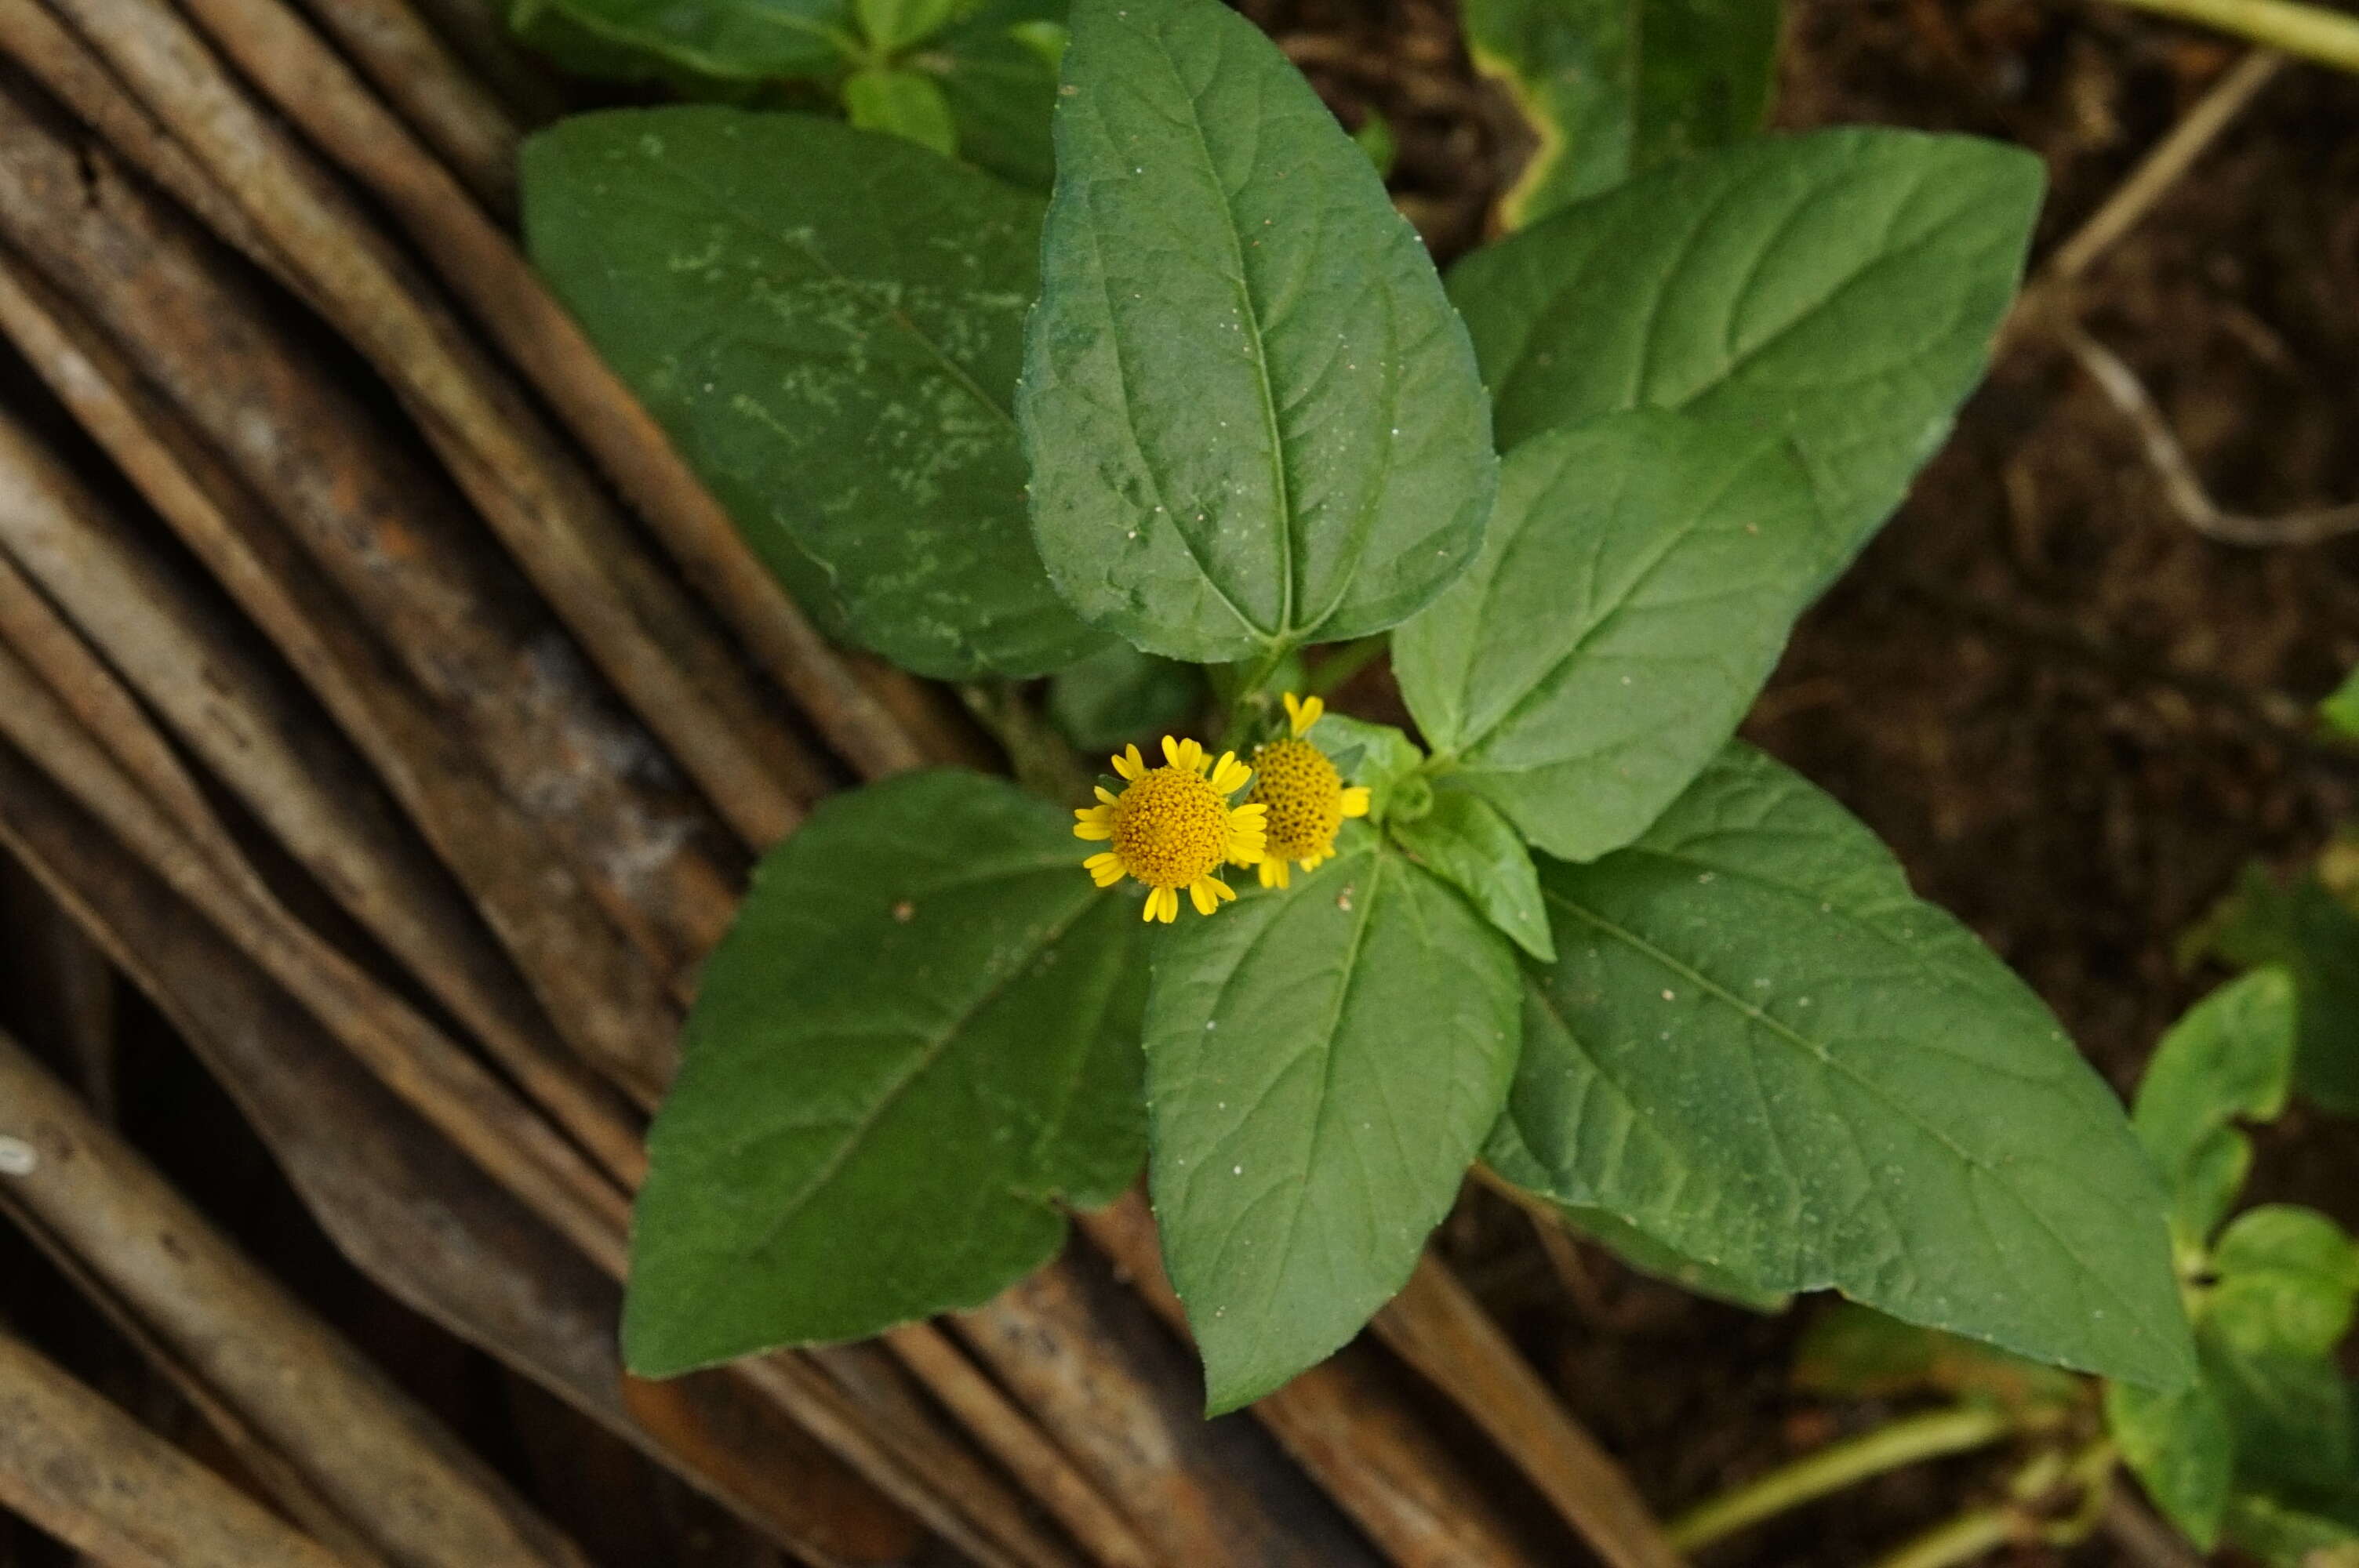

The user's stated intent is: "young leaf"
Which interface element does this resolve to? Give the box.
[523,109,1110,679]
[1448,129,2042,580]
[2107,1377,2236,1549]
[2202,867,2359,1116]
[1390,782,1555,961]
[2208,1207,2359,1362]
[1046,640,1204,752]
[1463,0,1780,227]
[1486,743,2197,1391]
[2324,664,2359,738]
[515,0,852,80]
[1393,409,1823,862]
[856,0,965,53]
[624,770,1145,1375]
[1145,829,1521,1410]
[842,67,958,156]
[1019,0,1498,665]
[924,0,1065,190]
[2129,968,2298,1257]
[1304,712,1425,822]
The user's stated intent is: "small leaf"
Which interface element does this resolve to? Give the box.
[1487,743,2197,1390]
[1463,0,1779,227]
[843,67,958,155]
[1304,712,1425,822]
[2321,664,2359,739]
[1550,1201,1787,1311]
[1797,1303,2084,1414]
[1394,409,1823,861]
[1391,782,1554,961]
[2224,1493,2359,1566]
[2209,1206,2359,1362]
[514,0,852,80]
[1047,640,1205,752]
[2108,1377,2235,1549]
[922,0,1066,191]
[856,0,965,52]
[1145,829,1521,1410]
[2202,868,2359,1116]
[1020,0,1498,664]
[624,770,1145,1374]
[523,109,1110,677]
[2129,968,2298,1256]
[1448,129,2042,579]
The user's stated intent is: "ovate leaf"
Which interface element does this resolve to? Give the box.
[1146,829,1521,1410]
[2129,968,2298,1256]
[1487,744,2197,1390]
[1394,409,1823,861]
[2202,866,2359,1116]
[1464,0,1780,227]
[1391,783,1555,961]
[1449,129,2041,580]
[2209,1206,2359,1359]
[625,770,1145,1374]
[1020,0,1498,664]
[2109,1376,2235,1548]
[842,67,958,156]
[524,108,1110,678]
[514,0,850,79]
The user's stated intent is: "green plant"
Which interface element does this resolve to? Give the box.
[1657,967,2357,1568]
[523,0,2207,1414]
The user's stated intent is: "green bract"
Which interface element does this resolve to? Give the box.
[526,0,2215,1424]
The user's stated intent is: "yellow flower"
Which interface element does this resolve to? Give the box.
[1074,735,1267,922]
[1237,694,1371,889]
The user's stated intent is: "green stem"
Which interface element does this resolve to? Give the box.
[1870,1506,2015,1568]
[955,682,1094,805]
[1666,1405,2015,1552]
[2107,0,2359,71]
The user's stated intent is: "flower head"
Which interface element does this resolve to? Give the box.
[1237,694,1370,889]
[1074,735,1267,921]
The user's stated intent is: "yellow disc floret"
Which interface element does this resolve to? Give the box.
[1237,694,1372,889]
[1074,735,1266,922]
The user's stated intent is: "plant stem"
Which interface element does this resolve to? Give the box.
[1870,1505,2015,1568]
[956,682,1095,805]
[1666,1405,2015,1552]
[2107,0,2359,72]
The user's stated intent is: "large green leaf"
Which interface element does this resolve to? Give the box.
[1393,409,1822,862]
[1018,0,1498,665]
[523,108,1110,678]
[2128,968,2298,1258]
[1486,744,2196,1390]
[1145,828,1521,1410]
[1463,0,1780,227]
[513,0,852,80]
[1448,129,2041,583]
[624,770,1145,1375]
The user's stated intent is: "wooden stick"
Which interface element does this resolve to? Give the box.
[284,0,521,215]
[1373,1254,1687,1568]
[45,0,817,848]
[0,1033,597,1568]
[0,399,650,1180]
[0,630,634,1277]
[882,1323,1161,1568]
[0,96,737,996]
[0,749,929,1566]
[0,1327,349,1568]
[1075,1192,1543,1568]
[157,0,935,786]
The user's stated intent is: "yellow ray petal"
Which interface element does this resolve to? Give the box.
[1210,753,1252,794]
[1339,786,1371,818]
[1113,743,1146,781]
[1260,858,1290,889]
[1284,692,1324,736]
[1189,880,1219,916]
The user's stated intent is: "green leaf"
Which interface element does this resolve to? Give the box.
[1486,743,2197,1390]
[1304,712,1425,824]
[2204,1330,2357,1508]
[2204,867,2359,1116]
[1047,640,1204,753]
[2321,664,2359,739]
[2225,1492,2359,1566]
[1019,0,1499,665]
[856,0,965,52]
[1793,1302,2083,1414]
[843,67,958,155]
[2210,1206,2359,1359]
[624,770,1145,1374]
[1464,0,1780,227]
[1448,129,2042,583]
[1353,108,1397,177]
[514,0,852,80]
[2108,1376,2235,1549]
[1393,409,1823,862]
[1551,1200,1788,1311]
[2129,968,2298,1257]
[523,108,1110,678]
[920,0,1065,191]
[1391,782,1555,961]
[1145,829,1522,1410]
